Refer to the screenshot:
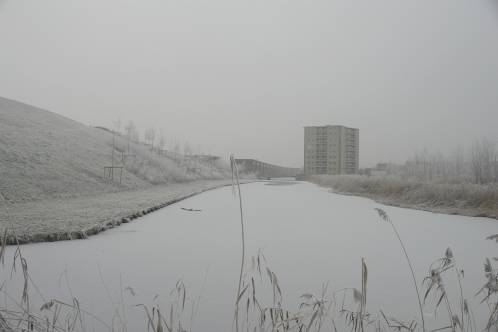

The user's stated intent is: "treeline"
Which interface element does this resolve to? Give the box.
[107,120,201,158]
[377,139,498,184]
[310,139,498,218]
[311,174,498,218]
[96,120,229,184]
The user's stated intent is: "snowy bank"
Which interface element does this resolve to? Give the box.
[0,179,243,245]
[310,175,498,220]
[0,97,231,204]
[0,97,241,244]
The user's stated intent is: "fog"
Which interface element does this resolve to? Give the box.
[1,0,497,167]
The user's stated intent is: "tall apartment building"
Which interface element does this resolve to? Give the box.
[304,125,359,175]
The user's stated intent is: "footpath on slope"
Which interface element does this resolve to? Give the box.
[0,179,240,245]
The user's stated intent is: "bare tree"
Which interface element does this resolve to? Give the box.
[494,154,498,183]
[471,143,483,184]
[111,119,122,166]
[451,146,466,180]
[471,139,496,184]
[114,118,122,135]
[144,127,156,150]
[124,121,137,153]
[183,141,192,156]
[173,140,181,155]
[158,132,166,154]
[393,140,498,184]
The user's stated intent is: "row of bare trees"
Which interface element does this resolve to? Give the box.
[384,139,498,184]
[470,139,498,184]
[118,120,198,157]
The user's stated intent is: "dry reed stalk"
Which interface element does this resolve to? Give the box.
[423,249,460,332]
[374,208,426,332]
[359,258,367,332]
[230,155,246,332]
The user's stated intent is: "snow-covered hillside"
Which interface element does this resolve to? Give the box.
[0,97,229,203]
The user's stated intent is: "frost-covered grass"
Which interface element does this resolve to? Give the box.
[0,97,230,204]
[310,175,498,218]
[116,137,230,184]
[0,179,236,243]
[0,97,234,242]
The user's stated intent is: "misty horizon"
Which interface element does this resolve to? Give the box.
[2,2,498,331]
[1,0,498,168]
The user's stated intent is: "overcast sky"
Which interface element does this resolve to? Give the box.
[1,0,497,167]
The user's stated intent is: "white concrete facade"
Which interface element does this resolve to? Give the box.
[304,125,359,175]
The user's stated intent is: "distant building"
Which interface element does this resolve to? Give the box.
[304,125,359,175]
[375,163,388,171]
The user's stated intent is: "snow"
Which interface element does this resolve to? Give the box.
[2,182,497,331]
[0,97,234,242]
[0,97,230,204]
[0,179,235,243]
[311,174,498,219]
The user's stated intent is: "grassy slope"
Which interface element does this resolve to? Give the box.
[310,175,498,219]
[0,97,228,204]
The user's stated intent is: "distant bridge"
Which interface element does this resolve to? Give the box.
[235,159,301,179]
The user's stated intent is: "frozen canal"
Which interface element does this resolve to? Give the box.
[3,181,498,331]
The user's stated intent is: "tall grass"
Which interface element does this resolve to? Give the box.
[311,175,498,218]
